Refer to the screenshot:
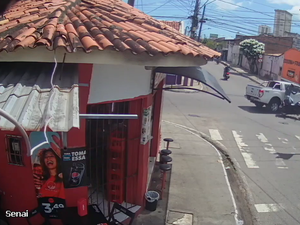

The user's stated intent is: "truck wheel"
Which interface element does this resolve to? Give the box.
[267,99,280,113]
[255,102,264,108]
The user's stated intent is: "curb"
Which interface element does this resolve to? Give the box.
[195,131,259,225]
[220,62,262,85]
[162,120,259,225]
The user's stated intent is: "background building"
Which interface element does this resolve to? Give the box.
[258,25,272,35]
[274,10,292,37]
[210,33,218,40]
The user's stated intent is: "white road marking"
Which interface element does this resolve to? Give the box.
[295,135,300,141]
[162,120,241,225]
[209,129,223,141]
[257,133,268,143]
[232,131,259,169]
[257,133,288,169]
[255,204,281,213]
[278,137,288,144]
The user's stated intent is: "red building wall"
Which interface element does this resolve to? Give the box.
[134,95,153,206]
[126,79,164,206]
[150,79,165,157]
[0,130,38,225]
[65,63,93,207]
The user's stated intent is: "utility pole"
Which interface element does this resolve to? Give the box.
[128,0,135,6]
[197,4,206,42]
[190,0,200,39]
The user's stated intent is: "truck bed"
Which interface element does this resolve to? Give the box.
[246,84,261,98]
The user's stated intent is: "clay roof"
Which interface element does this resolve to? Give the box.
[0,0,220,58]
[160,21,181,32]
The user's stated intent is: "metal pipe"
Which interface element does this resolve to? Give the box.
[79,114,138,119]
[0,108,31,156]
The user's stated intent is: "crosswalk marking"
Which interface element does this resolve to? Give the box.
[232,130,259,169]
[255,204,281,213]
[208,129,300,170]
[257,133,288,169]
[208,129,223,141]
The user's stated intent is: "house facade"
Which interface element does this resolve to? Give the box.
[259,54,284,80]
[225,35,293,67]
[0,1,227,225]
[281,48,300,84]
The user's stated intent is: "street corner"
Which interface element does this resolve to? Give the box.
[166,210,193,225]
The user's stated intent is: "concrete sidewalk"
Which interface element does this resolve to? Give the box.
[221,61,265,85]
[162,121,237,225]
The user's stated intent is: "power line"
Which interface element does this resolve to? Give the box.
[146,0,173,14]
[151,15,188,19]
[217,0,273,17]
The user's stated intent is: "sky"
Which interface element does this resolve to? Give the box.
[123,0,300,39]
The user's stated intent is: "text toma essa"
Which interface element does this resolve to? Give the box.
[71,150,86,161]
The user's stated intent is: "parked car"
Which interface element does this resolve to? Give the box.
[245,80,300,112]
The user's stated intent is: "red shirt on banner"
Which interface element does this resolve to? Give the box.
[39,176,65,199]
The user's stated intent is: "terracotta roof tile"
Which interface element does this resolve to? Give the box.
[0,0,221,58]
[161,21,181,32]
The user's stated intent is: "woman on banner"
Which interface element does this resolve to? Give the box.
[33,135,65,199]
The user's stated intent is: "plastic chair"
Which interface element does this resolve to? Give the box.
[108,202,136,225]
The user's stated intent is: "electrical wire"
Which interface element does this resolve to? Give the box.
[146,0,174,14]
[30,52,58,156]
[217,0,274,17]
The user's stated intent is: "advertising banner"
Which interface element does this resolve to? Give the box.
[30,132,66,219]
[61,147,89,188]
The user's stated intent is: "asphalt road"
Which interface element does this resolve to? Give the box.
[163,61,300,225]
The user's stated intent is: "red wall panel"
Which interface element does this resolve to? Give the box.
[126,99,142,204]
[0,130,38,225]
[151,79,164,157]
[126,93,156,206]
[65,63,93,207]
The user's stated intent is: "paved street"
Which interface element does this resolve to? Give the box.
[163,61,300,225]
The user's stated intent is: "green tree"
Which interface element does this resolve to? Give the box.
[240,39,265,74]
[203,38,217,50]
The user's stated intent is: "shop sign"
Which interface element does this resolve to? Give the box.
[153,72,166,89]
[141,106,152,145]
[38,197,65,219]
[30,132,66,219]
[284,59,300,67]
[62,147,89,189]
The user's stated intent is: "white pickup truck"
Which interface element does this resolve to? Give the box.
[245,80,300,112]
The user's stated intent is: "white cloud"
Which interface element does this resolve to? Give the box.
[268,0,300,19]
[215,0,243,11]
[289,5,300,19]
